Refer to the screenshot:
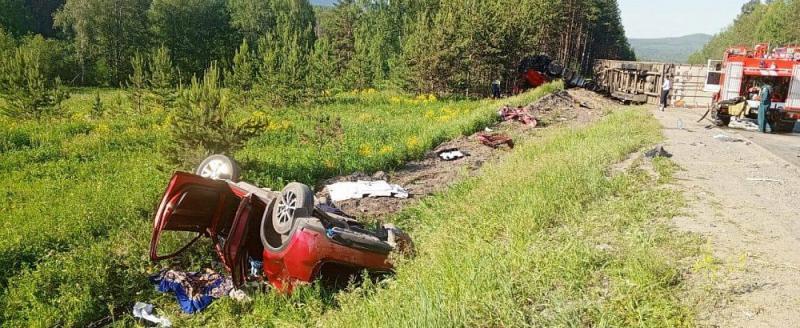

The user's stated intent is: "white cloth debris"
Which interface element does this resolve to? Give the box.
[713,134,744,143]
[133,302,172,327]
[229,289,252,302]
[728,118,759,131]
[327,180,409,202]
[439,150,465,161]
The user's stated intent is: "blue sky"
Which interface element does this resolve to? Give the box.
[311,0,749,39]
[620,0,749,39]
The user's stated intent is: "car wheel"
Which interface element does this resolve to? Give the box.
[196,154,240,181]
[271,182,314,241]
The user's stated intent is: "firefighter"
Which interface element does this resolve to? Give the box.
[757,82,773,133]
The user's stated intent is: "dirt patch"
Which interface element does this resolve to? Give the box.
[318,89,613,219]
[520,89,615,128]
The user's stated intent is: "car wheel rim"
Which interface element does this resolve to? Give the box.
[274,191,297,235]
[200,159,230,180]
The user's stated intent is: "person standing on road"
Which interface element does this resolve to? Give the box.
[758,82,773,133]
[660,75,672,111]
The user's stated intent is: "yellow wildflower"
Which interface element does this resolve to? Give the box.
[406,136,420,149]
[96,123,110,135]
[359,144,373,157]
[379,145,394,155]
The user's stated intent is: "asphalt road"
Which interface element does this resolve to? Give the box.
[668,107,800,169]
[735,130,800,168]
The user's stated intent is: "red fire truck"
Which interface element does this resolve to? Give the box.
[707,43,800,132]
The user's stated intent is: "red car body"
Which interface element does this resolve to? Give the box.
[149,172,397,291]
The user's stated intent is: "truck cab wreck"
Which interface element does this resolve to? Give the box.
[149,155,411,292]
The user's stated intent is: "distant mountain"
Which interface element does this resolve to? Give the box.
[629,34,713,63]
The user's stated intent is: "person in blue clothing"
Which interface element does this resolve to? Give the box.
[757,83,773,133]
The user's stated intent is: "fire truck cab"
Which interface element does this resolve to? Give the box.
[707,43,800,132]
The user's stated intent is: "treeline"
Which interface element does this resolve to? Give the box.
[689,0,800,64]
[0,0,633,101]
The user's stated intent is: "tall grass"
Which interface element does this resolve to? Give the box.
[311,109,698,327]
[0,84,562,327]
[118,108,696,327]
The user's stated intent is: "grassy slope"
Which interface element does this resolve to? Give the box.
[168,109,698,326]
[316,109,697,327]
[0,85,561,327]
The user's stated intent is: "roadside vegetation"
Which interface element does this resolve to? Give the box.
[0,83,561,327]
[689,0,800,64]
[0,0,694,326]
[313,109,698,327]
[147,108,698,326]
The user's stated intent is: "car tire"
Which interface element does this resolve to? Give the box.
[196,154,240,181]
[271,182,314,239]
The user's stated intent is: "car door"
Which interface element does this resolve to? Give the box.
[222,193,273,286]
[149,172,232,261]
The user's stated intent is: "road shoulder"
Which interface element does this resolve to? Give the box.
[653,107,800,327]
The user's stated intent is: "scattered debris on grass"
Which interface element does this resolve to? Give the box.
[499,105,537,127]
[645,144,673,158]
[150,269,238,314]
[133,302,172,327]
[325,180,409,202]
[477,133,515,149]
[437,148,466,161]
[321,88,615,219]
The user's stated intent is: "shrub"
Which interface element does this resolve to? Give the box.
[148,45,176,109]
[0,46,70,119]
[165,62,266,166]
[127,52,148,113]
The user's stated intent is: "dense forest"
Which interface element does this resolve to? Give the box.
[0,0,633,107]
[689,0,800,64]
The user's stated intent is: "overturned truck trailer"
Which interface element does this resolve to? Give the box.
[593,60,713,108]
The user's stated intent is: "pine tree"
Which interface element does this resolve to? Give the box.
[148,45,176,109]
[225,39,256,104]
[254,0,317,105]
[166,62,266,165]
[308,37,337,100]
[0,46,69,119]
[127,52,148,113]
[91,92,104,118]
[226,0,276,43]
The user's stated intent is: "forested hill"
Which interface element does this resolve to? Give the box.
[0,0,633,99]
[629,34,712,63]
[689,0,800,64]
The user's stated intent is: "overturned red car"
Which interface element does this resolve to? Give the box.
[149,155,410,292]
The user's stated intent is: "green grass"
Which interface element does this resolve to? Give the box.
[0,83,563,327]
[164,108,697,327]
[1,85,699,327]
[313,109,698,327]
